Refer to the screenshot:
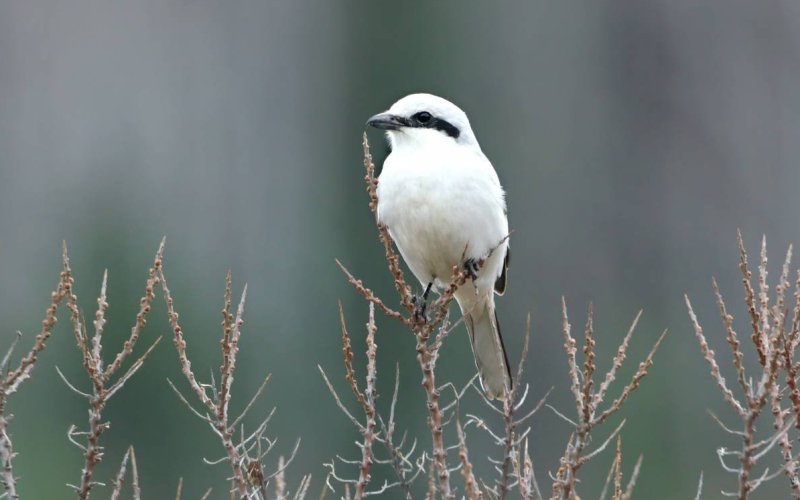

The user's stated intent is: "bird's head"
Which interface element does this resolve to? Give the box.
[366,93,479,150]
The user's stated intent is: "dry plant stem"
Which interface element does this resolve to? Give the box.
[688,234,800,498]
[130,446,141,500]
[622,454,643,500]
[782,267,800,450]
[498,388,516,499]
[738,231,767,366]
[0,246,69,497]
[339,301,366,408]
[109,447,131,500]
[362,134,413,314]
[60,242,163,500]
[553,299,666,499]
[581,304,596,426]
[517,438,538,500]
[784,316,800,430]
[102,245,160,383]
[354,137,544,498]
[498,316,533,500]
[686,296,746,417]
[0,417,16,500]
[695,471,704,500]
[612,437,622,500]
[161,261,298,499]
[77,398,108,498]
[323,303,420,499]
[770,365,800,495]
[159,267,250,497]
[335,261,408,327]
[416,323,452,499]
[457,419,481,500]
[355,304,379,499]
[347,136,462,498]
[275,456,286,499]
[712,279,752,399]
[688,288,773,498]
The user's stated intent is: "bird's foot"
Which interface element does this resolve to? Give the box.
[464,258,481,281]
[412,282,433,323]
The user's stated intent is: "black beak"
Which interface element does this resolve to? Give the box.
[366,112,408,130]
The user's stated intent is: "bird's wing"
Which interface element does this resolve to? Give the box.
[494,248,509,295]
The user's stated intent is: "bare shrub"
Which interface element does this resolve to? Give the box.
[0,246,69,498]
[14,140,799,500]
[59,242,161,498]
[548,301,666,499]
[323,136,667,499]
[158,256,308,499]
[687,231,800,498]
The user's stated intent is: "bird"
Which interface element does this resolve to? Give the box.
[366,93,512,399]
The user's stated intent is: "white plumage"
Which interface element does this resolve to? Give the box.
[368,93,511,399]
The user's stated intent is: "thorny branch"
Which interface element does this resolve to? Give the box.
[159,260,305,499]
[59,242,162,499]
[550,300,666,499]
[687,232,800,498]
[333,135,665,499]
[0,244,70,498]
[334,135,481,498]
[320,303,423,499]
[466,314,551,500]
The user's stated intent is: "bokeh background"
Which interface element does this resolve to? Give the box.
[1,1,799,498]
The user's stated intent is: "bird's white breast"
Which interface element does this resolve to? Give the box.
[376,142,508,291]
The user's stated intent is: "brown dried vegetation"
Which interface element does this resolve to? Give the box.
[687,232,800,499]
[319,137,667,499]
[3,138,795,499]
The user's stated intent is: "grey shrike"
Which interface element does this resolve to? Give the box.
[367,93,511,399]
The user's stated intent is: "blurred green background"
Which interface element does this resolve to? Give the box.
[1,1,800,498]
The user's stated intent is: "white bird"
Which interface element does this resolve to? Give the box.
[367,93,511,399]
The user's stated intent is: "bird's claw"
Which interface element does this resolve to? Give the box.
[412,282,433,323]
[464,258,481,281]
[412,295,428,323]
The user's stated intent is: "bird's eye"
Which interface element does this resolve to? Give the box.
[414,111,432,124]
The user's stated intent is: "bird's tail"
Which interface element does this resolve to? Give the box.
[458,293,512,400]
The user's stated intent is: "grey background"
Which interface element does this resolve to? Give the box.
[1,1,799,497]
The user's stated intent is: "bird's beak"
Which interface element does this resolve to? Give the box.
[366,112,408,130]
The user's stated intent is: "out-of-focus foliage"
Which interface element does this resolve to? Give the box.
[0,1,799,497]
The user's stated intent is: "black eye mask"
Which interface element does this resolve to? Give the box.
[411,111,460,139]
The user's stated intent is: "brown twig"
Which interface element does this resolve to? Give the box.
[551,300,665,499]
[361,134,414,314]
[689,233,800,498]
[355,304,379,498]
[160,268,248,495]
[786,270,800,430]
[160,255,297,499]
[336,136,476,498]
[322,304,424,499]
[464,315,550,499]
[0,244,72,497]
[517,438,539,500]
[130,446,141,500]
[58,242,162,499]
[498,315,534,499]
[109,447,132,500]
[338,301,366,409]
[457,418,481,500]
[622,453,643,500]
[612,437,622,500]
[0,275,66,498]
